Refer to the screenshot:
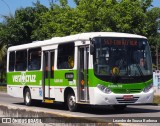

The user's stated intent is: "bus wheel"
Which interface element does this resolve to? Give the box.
[24,88,32,106]
[67,94,77,112]
[113,105,127,111]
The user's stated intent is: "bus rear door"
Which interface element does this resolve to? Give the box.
[43,50,55,103]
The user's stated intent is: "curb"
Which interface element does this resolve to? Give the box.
[0,103,119,124]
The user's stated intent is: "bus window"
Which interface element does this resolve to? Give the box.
[93,37,152,77]
[15,50,27,71]
[28,48,41,71]
[9,51,15,71]
[57,42,74,69]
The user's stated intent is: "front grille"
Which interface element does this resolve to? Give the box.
[112,89,142,94]
[116,97,139,103]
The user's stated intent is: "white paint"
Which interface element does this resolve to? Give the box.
[7,85,24,98]
[7,85,77,102]
[153,71,160,95]
[7,85,153,105]
[8,32,146,52]
[89,87,154,105]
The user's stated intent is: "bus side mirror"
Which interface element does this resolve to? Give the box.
[90,44,94,55]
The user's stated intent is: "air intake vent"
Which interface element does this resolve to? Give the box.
[116,97,139,103]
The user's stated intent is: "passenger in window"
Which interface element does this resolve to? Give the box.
[68,56,74,68]
[133,50,147,74]
[140,58,145,67]
[133,50,143,63]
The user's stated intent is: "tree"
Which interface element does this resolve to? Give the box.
[0,0,159,82]
[0,43,6,83]
[73,0,81,5]
[0,0,160,68]
[0,1,48,46]
[146,7,160,69]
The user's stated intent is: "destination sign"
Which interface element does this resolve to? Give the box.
[103,39,137,46]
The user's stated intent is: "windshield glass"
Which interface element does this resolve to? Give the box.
[93,37,152,77]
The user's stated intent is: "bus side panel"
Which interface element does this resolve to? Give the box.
[7,71,43,99]
[7,85,24,98]
[54,86,65,102]
[53,70,77,102]
[29,86,43,100]
[53,86,78,102]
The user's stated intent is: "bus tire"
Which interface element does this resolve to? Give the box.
[24,88,33,106]
[67,93,78,112]
[113,105,127,111]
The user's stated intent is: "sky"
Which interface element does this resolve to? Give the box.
[0,0,160,22]
[0,0,76,22]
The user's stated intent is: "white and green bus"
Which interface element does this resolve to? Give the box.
[7,32,154,111]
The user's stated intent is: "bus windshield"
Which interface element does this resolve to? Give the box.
[93,37,152,79]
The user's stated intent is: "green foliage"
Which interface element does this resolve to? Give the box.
[153,95,160,104]
[60,0,68,6]
[0,44,6,62]
[0,1,48,45]
[0,0,159,46]
[0,0,159,80]
[74,0,80,5]
[0,86,7,92]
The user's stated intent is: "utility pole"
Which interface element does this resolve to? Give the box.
[156,18,160,70]
[156,44,159,70]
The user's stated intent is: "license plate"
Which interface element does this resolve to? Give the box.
[123,95,133,100]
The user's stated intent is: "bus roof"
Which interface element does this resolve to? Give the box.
[8,32,147,51]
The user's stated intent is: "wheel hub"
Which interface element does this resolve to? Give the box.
[26,92,30,103]
[69,96,75,106]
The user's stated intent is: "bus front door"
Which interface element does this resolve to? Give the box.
[78,46,89,102]
[43,51,54,103]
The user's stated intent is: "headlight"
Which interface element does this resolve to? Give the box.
[97,84,112,94]
[143,83,153,93]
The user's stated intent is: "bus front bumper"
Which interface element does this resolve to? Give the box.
[93,87,154,105]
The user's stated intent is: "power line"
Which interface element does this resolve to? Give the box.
[0,0,11,13]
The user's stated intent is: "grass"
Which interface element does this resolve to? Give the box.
[0,86,7,92]
[153,95,160,104]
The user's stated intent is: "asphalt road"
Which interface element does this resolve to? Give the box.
[0,92,160,126]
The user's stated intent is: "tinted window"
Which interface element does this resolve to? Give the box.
[28,48,41,70]
[93,37,152,76]
[57,43,74,69]
[9,52,15,71]
[15,50,27,71]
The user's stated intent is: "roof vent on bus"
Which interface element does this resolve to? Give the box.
[51,37,61,39]
[32,40,40,43]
